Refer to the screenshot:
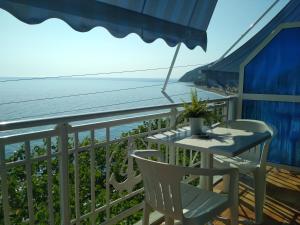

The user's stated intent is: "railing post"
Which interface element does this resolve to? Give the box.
[90,130,96,225]
[57,123,71,225]
[105,127,111,220]
[0,141,10,225]
[169,108,177,165]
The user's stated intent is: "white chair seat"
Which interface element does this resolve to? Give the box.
[181,183,229,224]
[214,155,259,173]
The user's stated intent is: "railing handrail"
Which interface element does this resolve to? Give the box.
[0,95,237,131]
[0,94,235,225]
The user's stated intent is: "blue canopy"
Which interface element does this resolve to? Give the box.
[180,0,300,80]
[209,0,300,73]
[0,0,217,50]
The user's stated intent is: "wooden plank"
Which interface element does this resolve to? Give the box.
[213,167,300,225]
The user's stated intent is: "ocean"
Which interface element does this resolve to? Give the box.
[0,77,224,155]
[0,77,224,121]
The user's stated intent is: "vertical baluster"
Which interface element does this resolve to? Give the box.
[176,148,179,165]
[183,149,186,166]
[189,150,193,166]
[167,117,170,129]
[147,120,152,149]
[46,137,54,225]
[105,127,110,220]
[225,100,230,121]
[74,132,80,225]
[128,136,133,150]
[25,141,34,225]
[158,119,162,131]
[158,144,162,162]
[90,130,96,225]
[57,123,71,225]
[169,147,175,165]
[170,108,177,130]
[0,142,10,225]
[165,146,169,163]
[157,120,163,162]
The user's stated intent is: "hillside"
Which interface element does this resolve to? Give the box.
[179,66,239,95]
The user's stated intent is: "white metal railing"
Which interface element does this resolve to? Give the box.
[0,96,237,225]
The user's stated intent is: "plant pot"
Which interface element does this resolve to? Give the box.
[190,117,205,135]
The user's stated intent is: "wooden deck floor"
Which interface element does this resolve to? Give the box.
[213,167,300,225]
[157,167,300,225]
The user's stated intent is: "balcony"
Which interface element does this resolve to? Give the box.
[0,96,299,225]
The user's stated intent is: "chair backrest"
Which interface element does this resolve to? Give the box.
[131,151,185,220]
[220,119,274,166]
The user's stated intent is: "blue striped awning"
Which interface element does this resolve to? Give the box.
[0,0,218,50]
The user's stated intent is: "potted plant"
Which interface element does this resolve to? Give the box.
[182,89,215,135]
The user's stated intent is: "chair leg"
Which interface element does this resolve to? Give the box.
[230,189,239,225]
[230,172,239,225]
[253,171,266,224]
[223,174,230,193]
[165,216,174,225]
[143,201,151,225]
[230,205,238,225]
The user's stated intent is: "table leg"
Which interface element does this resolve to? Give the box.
[200,152,213,191]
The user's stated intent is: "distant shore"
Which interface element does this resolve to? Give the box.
[196,85,238,96]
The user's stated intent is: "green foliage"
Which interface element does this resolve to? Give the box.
[0,119,170,225]
[0,115,209,224]
[183,89,212,119]
[182,89,220,125]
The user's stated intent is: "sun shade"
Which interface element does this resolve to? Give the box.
[0,0,217,50]
[203,0,300,72]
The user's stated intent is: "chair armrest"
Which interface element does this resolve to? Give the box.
[181,166,239,202]
[132,150,163,161]
[181,166,238,177]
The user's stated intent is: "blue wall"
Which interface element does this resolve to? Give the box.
[243,27,300,167]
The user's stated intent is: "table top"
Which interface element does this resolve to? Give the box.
[147,126,271,157]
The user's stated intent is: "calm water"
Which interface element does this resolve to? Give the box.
[0,77,223,155]
[0,77,223,122]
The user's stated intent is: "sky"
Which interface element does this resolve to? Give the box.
[0,0,290,79]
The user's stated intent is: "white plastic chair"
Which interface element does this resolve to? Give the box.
[213,119,274,224]
[131,150,239,225]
